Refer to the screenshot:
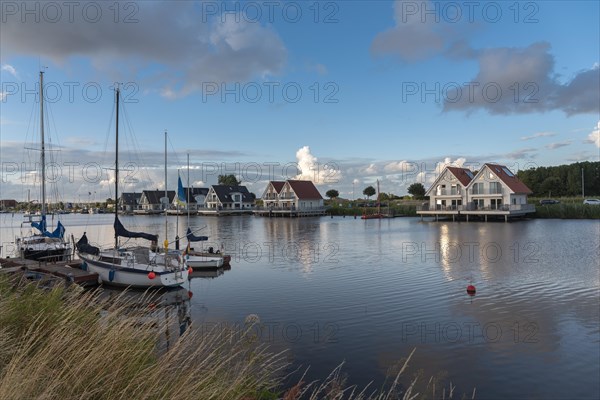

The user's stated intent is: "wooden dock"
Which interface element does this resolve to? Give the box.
[0,258,99,287]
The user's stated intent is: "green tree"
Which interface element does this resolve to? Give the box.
[539,177,562,197]
[363,186,376,199]
[218,174,241,185]
[407,183,426,199]
[326,189,339,199]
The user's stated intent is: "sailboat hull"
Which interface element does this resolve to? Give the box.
[79,253,188,288]
[185,253,224,269]
[21,248,71,262]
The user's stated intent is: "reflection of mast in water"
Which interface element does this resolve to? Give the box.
[98,287,193,349]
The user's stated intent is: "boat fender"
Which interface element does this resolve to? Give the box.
[109,269,115,282]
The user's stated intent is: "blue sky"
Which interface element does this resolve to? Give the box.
[1,0,599,201]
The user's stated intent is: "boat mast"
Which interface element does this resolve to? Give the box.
[114,86,120,249]
[39,71,46,217]
[187,152,190,226]
[164,130,168,255]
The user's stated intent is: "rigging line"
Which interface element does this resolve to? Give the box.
[121,103,153,188]
[167,134,182,168]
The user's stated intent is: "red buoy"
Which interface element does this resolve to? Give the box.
[466,285,476,296]
[188,267,193,275]
[188,290,193,299]
[148,271,156,280]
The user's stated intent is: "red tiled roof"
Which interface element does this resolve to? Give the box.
[270,181,285,193]
[287,180,323,200]
[484,164,532,194]
[446,167,474,187]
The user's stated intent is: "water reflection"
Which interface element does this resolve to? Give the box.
[98,286,192,350]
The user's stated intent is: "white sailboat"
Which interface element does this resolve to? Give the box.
[76,87,189,288]
[179,154,224,269]
[16,71,72,262]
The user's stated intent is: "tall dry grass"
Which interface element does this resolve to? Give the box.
[0,274,473,399]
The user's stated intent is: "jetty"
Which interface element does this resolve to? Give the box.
[0,258,99,287]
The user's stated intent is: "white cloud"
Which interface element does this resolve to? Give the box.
[545,141,572,150]
[371,0,445,62]
[415,157,467,185]
[520,132,556,141]
[364,163,378,174]
[1,64,18,78]
[384,160,413,173]
[585,121,600,148]
[294,146,341,185]
[1,3,286,99]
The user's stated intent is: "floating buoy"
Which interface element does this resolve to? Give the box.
[466,285,476,296]
[188,267,193,275]
[188,291,193,299]
[148,271,156,280]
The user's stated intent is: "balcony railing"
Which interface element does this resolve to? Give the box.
[471,188,504,195]
[417,203,535,212]
[435,189,461,196]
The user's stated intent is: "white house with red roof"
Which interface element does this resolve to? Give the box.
[260,180,324,210]
[262,181,286,209]
[418,163,535,221]
[425,166,475,211]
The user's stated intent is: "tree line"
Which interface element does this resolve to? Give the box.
[517,161,599,197]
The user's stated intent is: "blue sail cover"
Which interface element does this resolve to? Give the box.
[45,221,65,238]
[31,215,47,233]
[114,217,158,242]
[186,227,208,242]
[31,216,66,239]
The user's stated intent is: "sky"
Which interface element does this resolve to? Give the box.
[0,0,599,202]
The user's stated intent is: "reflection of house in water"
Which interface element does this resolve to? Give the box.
[417,163,535,222]
[261,218,322,274]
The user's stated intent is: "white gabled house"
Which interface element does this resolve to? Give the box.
[425,166,474,211]
[262,181,286,209]
[205,185,254,210]
[465,163,533,211]
[171,187,209,211]
[261,180,324,210]
[418,163,535,221]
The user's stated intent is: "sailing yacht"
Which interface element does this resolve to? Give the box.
[76,87,188,288]
[16,71,71,262]
[177,155,225,269]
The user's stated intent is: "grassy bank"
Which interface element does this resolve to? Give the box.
[0,275,469,399]
[327,200,419,217]
[529,198,600,219]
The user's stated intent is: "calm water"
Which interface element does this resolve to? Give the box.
[1,213,599,399]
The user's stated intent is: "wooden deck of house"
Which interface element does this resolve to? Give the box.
[0,258,99,287]
[197,209,254,216]
[416,204,536,222]
[253,207,328,218]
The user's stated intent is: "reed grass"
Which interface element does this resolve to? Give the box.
[0,275,472,399]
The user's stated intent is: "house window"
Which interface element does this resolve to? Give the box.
[473,199,484,209]
[472,183,483,195]
[490,182,502,194]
